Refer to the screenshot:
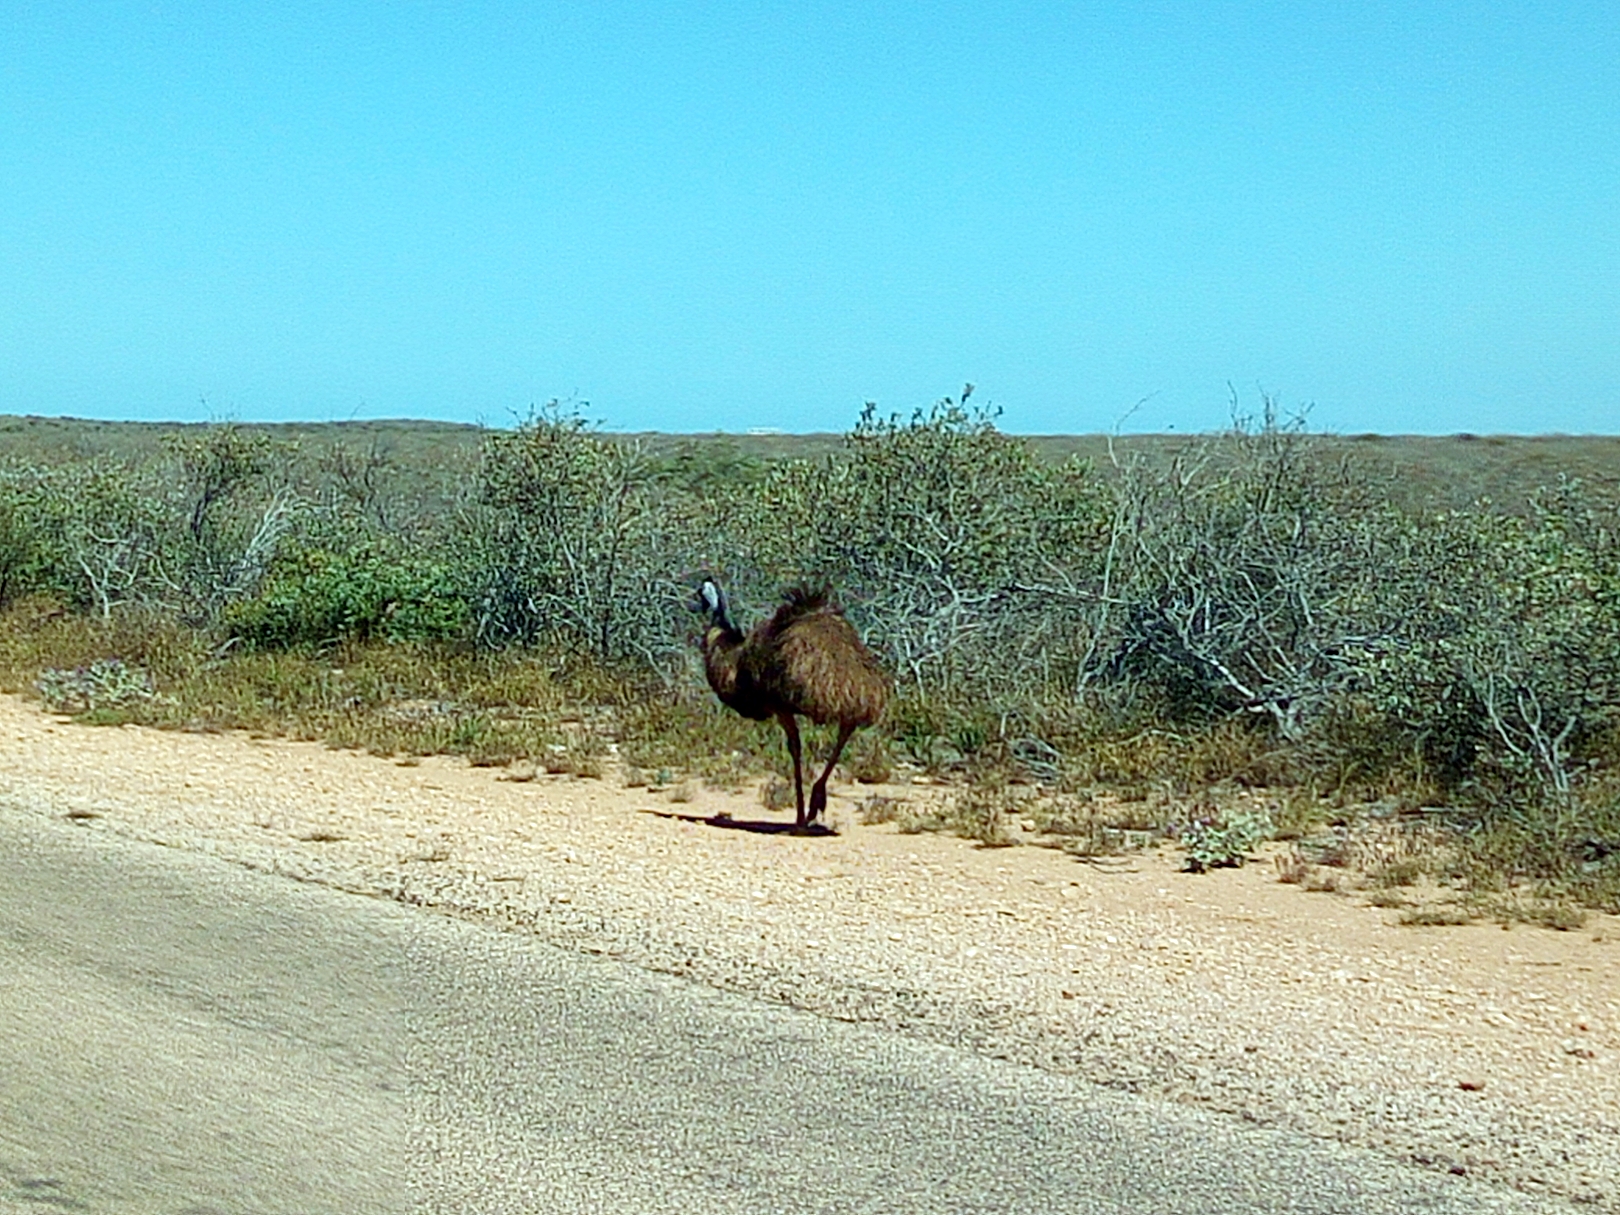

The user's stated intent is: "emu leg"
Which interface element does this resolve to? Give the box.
[807,721,857,823]
[778,712,807,828]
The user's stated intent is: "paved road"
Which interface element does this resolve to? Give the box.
[0,804,1573,1214]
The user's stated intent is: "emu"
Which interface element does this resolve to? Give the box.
[695,580,889,830]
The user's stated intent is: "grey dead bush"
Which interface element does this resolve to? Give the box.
[1074,403,1405,739]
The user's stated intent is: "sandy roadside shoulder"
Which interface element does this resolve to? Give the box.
[2,692,1616,1208]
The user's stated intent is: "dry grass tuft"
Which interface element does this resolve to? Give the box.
[1304,869,1344,894]
[1024,790,1160,857]
[1273,848,1314,885]
[1399,905,1476,927]
[856,795,904,825]
[845,734,893,784]
[760,777,795,812]
[939,787,1018,847]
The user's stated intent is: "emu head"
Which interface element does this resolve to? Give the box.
[694,578,735,632]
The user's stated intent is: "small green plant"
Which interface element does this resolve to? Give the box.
[1175,807,1273,873]
[36,658,155,714]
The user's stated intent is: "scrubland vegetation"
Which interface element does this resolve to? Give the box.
[3,399,1618,920]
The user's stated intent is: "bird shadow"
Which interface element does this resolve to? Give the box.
[639,809,838,837]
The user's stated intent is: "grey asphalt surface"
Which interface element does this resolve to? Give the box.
[0,804,1576,1214]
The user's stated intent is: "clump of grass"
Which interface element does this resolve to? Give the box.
[1370,858,1428,888]
[1178,718,1298,788]
[891,801,953,835]
[857,795,904,825]
[1273,848,1313,885]
[845,734,893,784]
[1447,799,1620,915]
[534,727,607,777]
[1056,726,1179,788]
[540,745,575,774]
[851,788,957,835]
[1270,786,1333,841]
[618,692,774,786]
[760,777,794,812]
[884,695,1003,772]
[1400,905,1476,927]
[0,605,616,764]
[940,787,1018,847]
[1021,790,1157,857]
[1050,717,1296,795]
[324,706,536,766]
[1304,869,1343,893]
[1480,893,1592,932]
[0,604,197,695]
[1528,902,1589,932]
[1344,818,1450,877]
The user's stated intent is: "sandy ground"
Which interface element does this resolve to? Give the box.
[2,692,1616,1209]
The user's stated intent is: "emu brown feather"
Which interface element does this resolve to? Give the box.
[698,583,889,829]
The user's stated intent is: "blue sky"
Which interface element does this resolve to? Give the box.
[2,2,1616,434]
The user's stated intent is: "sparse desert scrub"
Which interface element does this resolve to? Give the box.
[5,406,1620,910]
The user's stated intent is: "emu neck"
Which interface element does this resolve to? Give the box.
[701,624,747,704]
[704,623,743,652]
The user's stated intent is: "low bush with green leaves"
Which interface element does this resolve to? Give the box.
[225,531,468,649]
[1175,808,1274,873]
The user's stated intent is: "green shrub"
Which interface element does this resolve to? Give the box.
[814,394,1108,698]
[226,536,468,649]
[470,403,691,664]
[0,460,172,614]
[1176,807,1274,873]
[0,472,57,607]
